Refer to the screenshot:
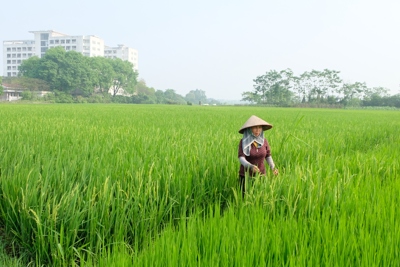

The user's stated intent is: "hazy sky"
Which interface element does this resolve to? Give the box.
[1,0,399,100]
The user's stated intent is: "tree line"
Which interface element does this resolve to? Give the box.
[19,46,137,97]
[242,69,400,108]
[2,47,217,105]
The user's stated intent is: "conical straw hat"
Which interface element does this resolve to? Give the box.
[238,115,273,134]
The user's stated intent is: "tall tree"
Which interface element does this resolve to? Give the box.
[88,57,114,94]
[339,82,367,105]
[252,69,294,105]
[163,89,186,104]
[241,91,260,103]
[134,79,156,103]
[185,89,207,104]
[109,58,138,96]
[18,56,41,78]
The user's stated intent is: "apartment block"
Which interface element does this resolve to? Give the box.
[2,30,138,77]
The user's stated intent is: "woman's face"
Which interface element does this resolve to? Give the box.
[251,125,263,137]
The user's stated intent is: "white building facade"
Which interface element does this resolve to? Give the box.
[3,30,138,77]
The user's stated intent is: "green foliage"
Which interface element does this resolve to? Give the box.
[20,91,33,100]
[109,58,138,96]
[18,47,138,98]
[89,57,115,94]
[163,89,186,104]
[248,68,397,108]
[185,89,207,105]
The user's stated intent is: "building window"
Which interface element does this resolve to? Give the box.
[28,47,32,51]
[55,40,59,44]
[61,40,65,44]
[41,33,49,40]
[28,53,32,57]
[17,54,21,58]
[72,39,76,43]
[7,60,11,64]
[7,66,11,70]
[22,47,26,51]
[7,72,11,77]
[17,60,21,63]
[66,46,70,50]
[41,47,48,52]
[7,48,11,51]
[50,40,54,44]
[66,40,70,44]
[12,48,16,51]
[12,60,16,64]
[7,54,11,58]
[41,41,47,46]
[17,47,21,52]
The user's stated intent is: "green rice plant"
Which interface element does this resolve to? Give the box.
[0,104,398,266]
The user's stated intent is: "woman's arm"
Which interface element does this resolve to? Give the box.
[239,156,259,172]
[266,156,275,170]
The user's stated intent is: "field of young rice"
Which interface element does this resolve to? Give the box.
[0,104,399,266]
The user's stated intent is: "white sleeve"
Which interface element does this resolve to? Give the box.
[239,156,254,169]
[266,156,275,170]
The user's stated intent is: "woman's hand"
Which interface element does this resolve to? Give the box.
[252,165,260,173]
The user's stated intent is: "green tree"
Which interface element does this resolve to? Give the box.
[163,89,186,104]
[293,69,342,103]
[19,47,95,95]
[241,91,260,103]
[339,82,367,106]
[252,69,295,105]
[134,79,156,103]
[185,89,207,105]
[316,69,342,101]
[362,86,390,107]
[385,94,400,108]
[89,57,115,94]
[18,56,42,77]
[62,51,97,96]
[109,58,138,96]
[19,47,138,98]
[155,90,165,104]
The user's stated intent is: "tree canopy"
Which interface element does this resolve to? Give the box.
[19,47,138,97]
[243,68,398,107]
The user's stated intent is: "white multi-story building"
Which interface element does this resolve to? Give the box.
[2,30,138,77]
[104,44,138,68]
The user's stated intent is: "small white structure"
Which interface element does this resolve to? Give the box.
[0,88,22,101]
[0,85,51,102]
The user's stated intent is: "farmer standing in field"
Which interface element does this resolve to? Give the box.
[238,115,278,197]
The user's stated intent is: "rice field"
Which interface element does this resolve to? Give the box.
[0,104,399,266]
